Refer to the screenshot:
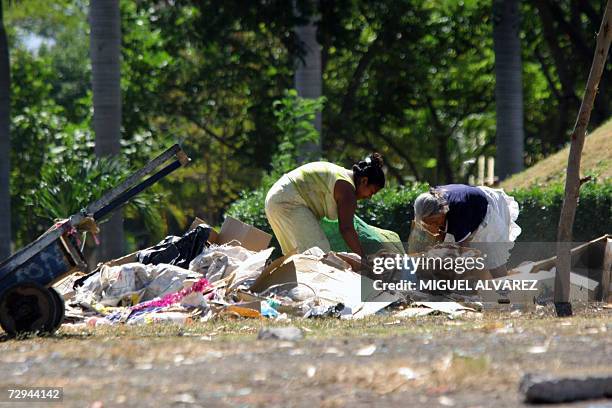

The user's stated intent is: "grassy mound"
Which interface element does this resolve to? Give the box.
[502,118,612,190]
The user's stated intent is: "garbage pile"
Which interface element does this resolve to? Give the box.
[55,217,488,328]
[52,218,378,326]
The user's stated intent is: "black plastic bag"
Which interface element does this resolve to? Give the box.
[136,224,211,268]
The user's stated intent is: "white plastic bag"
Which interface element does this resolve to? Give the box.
[143,264,196,301]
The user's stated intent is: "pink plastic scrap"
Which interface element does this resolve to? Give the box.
[130,277,211,311]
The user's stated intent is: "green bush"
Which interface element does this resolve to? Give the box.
[228,90,324,231]
[228,181,611,245]
[228,91,610,247]
[511,182,612,242]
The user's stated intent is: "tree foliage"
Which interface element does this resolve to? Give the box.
[5,0,611,248]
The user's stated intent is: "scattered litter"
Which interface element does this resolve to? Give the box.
[306,366,317,378]
[324,347,343,356]
[394,302,475,318]
[223,305,262,319]
[257,326,303,341]
[355,344,377,356]
[128,311,193,326]
[384,320,401,326]
[394,308,436,318]
[173,393,196,404]
[527,345,548,354]
[304,303,345,318]
[397,367,419,380]
[64,217,490,329]
[520,373,612,403]
[438,396,455,406]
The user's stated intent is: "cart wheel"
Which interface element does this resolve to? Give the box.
[0,283,57,336]
[48,288,65,331]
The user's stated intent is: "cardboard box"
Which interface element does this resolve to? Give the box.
[248,253,400,318]
[479,269,599,304]
[217,216,272,252]
[602,237,612,302]
[523,234,611,301]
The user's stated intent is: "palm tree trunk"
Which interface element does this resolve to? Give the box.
[0,3,11,260]
[294,0,322,160]
[493,0,525,180]
[90,0,123,262]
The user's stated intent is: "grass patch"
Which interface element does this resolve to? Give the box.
[502,118,612,190]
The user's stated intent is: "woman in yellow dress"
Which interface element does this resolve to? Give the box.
[265,153,385,257]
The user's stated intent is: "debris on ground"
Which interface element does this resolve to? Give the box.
[257,326,303,341]
[50,218,611,328]
[57,218,409,326]
[520,373,612,403]
[394,302,476,318]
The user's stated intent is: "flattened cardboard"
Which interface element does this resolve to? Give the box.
[226,247,275,290]
[248,251,296,293]
[249,253,399,318]
[217,216,272,252]
[249,257,297,294]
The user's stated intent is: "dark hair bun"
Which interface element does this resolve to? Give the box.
[352,152,386,189]
[368,152,384,168]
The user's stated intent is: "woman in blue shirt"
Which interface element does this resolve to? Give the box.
[413,184,521,277]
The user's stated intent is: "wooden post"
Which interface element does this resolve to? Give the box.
[477,156,485,186]
[554,0,612,317]
[487,157,495,186]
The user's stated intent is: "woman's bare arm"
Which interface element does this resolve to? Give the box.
[334,180,364,258]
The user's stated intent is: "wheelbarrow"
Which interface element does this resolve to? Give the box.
[0,144,190,335]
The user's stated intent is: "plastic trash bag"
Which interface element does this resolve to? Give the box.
[189,244,255,282]
[99,263,149,306]
[143,264,198,301]
[321,216,405,255]
[304,303,345,318]
[137,224,212,268]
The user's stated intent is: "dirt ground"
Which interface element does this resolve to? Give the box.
[0,305,611,408]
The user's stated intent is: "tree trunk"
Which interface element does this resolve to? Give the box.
[535,0,580,148]
[294,0,322,160]
[554,0,611,316]
[90,0,124,262]
[0,3,11,260]
[493,0,525,180]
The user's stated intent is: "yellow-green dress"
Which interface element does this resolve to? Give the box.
[265,162,354,254]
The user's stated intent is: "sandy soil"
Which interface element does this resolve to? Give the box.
[0,307,611,407]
